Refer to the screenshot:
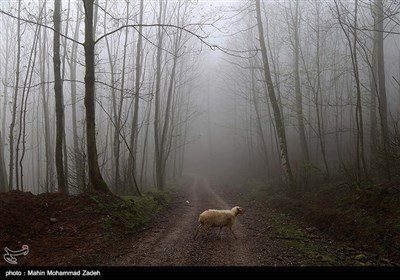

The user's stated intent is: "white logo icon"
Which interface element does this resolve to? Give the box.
[3,245,29,265]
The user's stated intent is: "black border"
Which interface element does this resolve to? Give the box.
[1,266,399,279]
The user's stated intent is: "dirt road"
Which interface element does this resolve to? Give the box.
[109,176,322,266]
[109,176,393,266]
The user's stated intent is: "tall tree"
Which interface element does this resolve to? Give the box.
[8,0,21,190]
[115,0,130,193]
[69,2,85,190]
[255,0,295,189]
[374,0,391,178]
[154,0,166,189]
[128,0,145,192]
[17,9,41,190]
[250,59,269,172]
[83,0,109,192]
[290,0,310,167]
[335,0,367,182]
[370,8,379,168]
[60,0,71,190]
[39,0,54,192]
[313,1,330,179]
[53,0,67,193]
[103,0,118,191]
[2,16,11,139]
[0,18,11,186]
[0,131,8,190]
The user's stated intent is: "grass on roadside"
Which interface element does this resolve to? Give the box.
[243,178,400,265]
[89,188,171,237]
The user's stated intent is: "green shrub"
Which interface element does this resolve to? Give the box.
[89,189,170,236]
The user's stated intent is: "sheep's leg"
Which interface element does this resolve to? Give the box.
[218,227,222,240]
[202,224,211,239]
[229,226,238,240]
[194,223,202,240]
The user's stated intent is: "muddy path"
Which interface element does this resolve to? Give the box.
[109,176,395,266]
[109,176,313,266]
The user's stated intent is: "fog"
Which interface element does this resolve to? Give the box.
[0,0,399,194]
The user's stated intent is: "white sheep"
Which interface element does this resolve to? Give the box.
[193,206,244,240]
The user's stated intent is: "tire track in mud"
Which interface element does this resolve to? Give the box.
[110,176,262,265]
[110,178,200,265]
[187,177,256,266]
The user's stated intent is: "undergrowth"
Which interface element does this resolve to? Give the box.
[244,178,400,263]
[89,188,171,237]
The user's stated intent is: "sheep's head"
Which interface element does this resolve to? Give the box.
[232,206,244,216]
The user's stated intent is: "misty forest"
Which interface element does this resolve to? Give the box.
[0,0,400,267]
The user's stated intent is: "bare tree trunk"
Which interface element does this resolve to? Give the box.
[335,0,367,182]
[158,25,182,190]
[264,4,284,121]
[39,1,53,192]
[18,20,40,191]
[83,0,109,192]
[292,0,309,168]
[1,18,11,191]
[8,0,21,190]
[114,0,130,194]
[35,94,41,193]
[69,2,84,190]
[250,62,269,173]
[15,2,41,189]
[103,0,118,191]
[30,98,37,193]
[179,88,191,177]
[0,131,8,190]
[370,24,378,168]
[128,0,144,193]
[353,0,367,182]
[332,39,344,169]
[374,0,391,179]
[2,19,11,140]
[314,2,330,179]
[398,50,400,112]
[17,3,44,190]
[61,0,71,190]
[93,0,99,37]
[170,84,180,180]
[53,0,67,193]
[140,95,153,187]
[255,0,295,189]
[154,0,166,190]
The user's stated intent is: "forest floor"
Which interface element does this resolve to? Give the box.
[0,176,397,266]
[110,176,396,266]
[0,188,169,266]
